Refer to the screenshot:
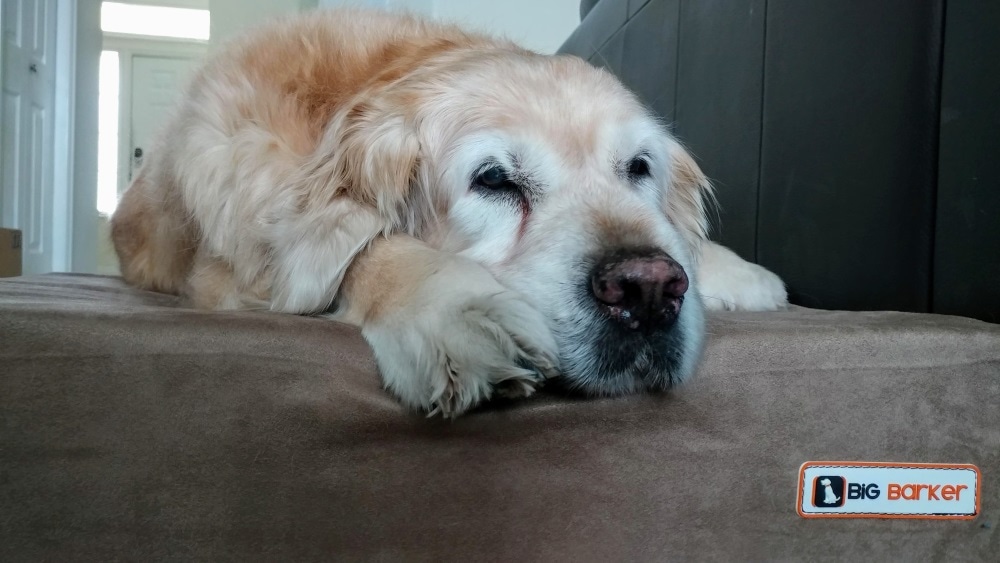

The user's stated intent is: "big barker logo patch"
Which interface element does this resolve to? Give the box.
[797,462,979,520]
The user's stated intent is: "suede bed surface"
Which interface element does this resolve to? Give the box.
[1,274,997,561]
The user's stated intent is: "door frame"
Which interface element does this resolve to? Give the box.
[52,0,79,270]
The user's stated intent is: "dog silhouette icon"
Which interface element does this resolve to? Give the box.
[820,478,841,505]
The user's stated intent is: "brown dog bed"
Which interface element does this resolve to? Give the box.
[1,274,997,560]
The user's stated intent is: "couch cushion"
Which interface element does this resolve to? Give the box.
[1,274,997,560]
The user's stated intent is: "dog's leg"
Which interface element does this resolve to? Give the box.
[696,240,788,311]
[334,235,560,417]
[182,249,270,311]
[111,169,197,294]
[266,198,392,314]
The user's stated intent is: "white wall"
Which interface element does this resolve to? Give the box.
[317,0,579,54]
[317,0,433,17]
[210,0,318,45]
[432,0,579,54]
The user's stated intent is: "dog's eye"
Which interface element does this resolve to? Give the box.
[627,157,651,180]
[473,165,517,191]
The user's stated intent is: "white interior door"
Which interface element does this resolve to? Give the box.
[126,55,198,188]
[2,0,58,274]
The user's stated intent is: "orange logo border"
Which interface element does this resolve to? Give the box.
[796,461,981,520]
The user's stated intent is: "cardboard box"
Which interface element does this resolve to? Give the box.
[0,228,23,277]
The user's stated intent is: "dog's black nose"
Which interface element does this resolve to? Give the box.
[590,253,688,331]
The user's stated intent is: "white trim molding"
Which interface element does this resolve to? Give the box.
[69,0,102,273]
[51,0,79,271]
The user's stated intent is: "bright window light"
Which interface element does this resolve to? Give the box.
[101,2,210,41]
[97,50,120,216]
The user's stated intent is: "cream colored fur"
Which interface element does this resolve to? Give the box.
[111,8,786,417]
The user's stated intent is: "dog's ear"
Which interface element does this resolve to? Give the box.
[268,94,422,314]
[664,139,714,253]
[333,99,422,227]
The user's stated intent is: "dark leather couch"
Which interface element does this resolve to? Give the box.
[561,0,999,322]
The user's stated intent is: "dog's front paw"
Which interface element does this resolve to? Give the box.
[697,241,789,312]
[362,261,559,417]
[700,261,788,312]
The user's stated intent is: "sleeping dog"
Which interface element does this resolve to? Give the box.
[111,9,787,417]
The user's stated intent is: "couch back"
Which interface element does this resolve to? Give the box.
[560,0,999,322]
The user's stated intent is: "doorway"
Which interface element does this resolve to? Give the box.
[95,3,208,274]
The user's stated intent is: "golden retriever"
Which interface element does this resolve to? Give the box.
[111,8,786,417]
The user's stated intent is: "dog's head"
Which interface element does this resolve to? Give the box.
[346,50,711,395]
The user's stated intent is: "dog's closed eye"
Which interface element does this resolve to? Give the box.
[473,164,518,191]
[626,155,652,181]
[471,163,529,205]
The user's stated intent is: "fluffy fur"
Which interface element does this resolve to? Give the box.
[111,9,787,417]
